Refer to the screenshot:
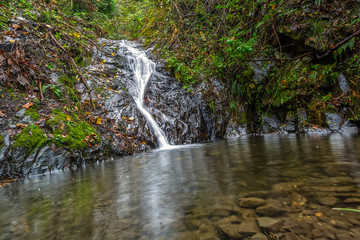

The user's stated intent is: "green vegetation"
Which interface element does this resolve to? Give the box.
[119,0,360,128]
[13,125,48,154]
[46,110,100,150]
[25,107,41,121]
[0,134,4,148]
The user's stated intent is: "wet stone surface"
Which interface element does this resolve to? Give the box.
[88,39,215,148]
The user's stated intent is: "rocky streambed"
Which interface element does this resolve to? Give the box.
[180,178,360,240]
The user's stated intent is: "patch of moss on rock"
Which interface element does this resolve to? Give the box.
[46,110,100,150]
[13,125,48,154]
[25,107,40,121]
[0,134,4,148]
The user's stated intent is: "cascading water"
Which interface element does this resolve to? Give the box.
[119,41,172,149]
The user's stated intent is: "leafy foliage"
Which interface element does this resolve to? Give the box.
[122,0,360,127]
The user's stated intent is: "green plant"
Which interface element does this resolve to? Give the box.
[315,0,323,6]
[42,84,64,99]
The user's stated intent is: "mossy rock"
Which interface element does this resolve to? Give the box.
[46,110,100,150]
[25,107,40,121]
[13,125,48,154]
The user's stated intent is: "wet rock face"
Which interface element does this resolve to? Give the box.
[91,39,214,146]
[146,72,213,144]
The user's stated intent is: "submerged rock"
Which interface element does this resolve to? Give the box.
[317,196,339,206]
[256,204,284,216]
[250,232,268,240]
[239,198,266,208]
[257,217,283,232]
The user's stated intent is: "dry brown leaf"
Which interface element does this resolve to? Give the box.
[22,102,33,109]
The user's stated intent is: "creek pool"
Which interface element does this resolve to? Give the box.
[1,133,360,239]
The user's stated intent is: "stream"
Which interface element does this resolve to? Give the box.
[1,133,360,239]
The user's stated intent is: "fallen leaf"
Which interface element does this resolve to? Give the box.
[65,115,71,121]
[16,123,28,128]
[51,143,57,152]
[0,110,5,117]
[22,102,33,109]
[96,118,102,125]
[315,212,323,217]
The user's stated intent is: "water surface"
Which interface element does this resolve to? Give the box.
[1,133,360,239]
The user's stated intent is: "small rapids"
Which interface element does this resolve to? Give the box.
[118,41,172,149]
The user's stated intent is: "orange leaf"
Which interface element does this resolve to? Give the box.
[65,115,71,121]
[22,102,33,109]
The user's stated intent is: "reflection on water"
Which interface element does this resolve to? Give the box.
[1,133,360,239]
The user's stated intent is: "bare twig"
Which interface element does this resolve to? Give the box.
[316,29,360,59]
[272,24,282,58]
[38,80,44,101]
[242,51,314,62]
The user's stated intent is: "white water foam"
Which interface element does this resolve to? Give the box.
[119,41,172,149]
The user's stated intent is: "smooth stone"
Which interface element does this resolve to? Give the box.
[257,217,283,232]
[217,224,242,239]
[239,208,257,218]
[315,186,356,193]
[266,199,283,207]
[272,182,301,193]
[250,232,268,240]
[237,220,260,235]
[318,196,339,206]
[290,192,307,206]
[256,205,284,216]
[239,191,269,199]
[344,198,360,203]
[215,215,241,225]
[239,198,266,208]
[210,204,240,216]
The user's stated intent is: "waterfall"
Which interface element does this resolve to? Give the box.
[119,41,172,149]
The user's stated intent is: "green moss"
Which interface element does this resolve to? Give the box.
[25,108,40,121]
[46,110,100,150]
[58,74,77,86]
[0,134,4,148]
[13,125,48,154]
